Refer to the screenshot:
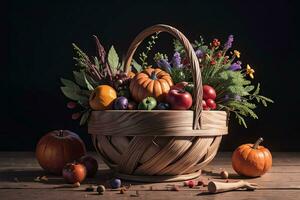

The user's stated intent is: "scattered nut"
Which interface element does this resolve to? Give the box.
[73,182,81,187]
[34,176,40,182]
[198,179,208,187]
[40,176,48,181]
[220,170,229,179]
[197,180,203,186]
[120,188,126,194]
[97,185,106,195]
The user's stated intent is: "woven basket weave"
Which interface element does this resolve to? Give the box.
[88,24,228,182]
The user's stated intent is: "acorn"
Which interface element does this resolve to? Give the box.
[97,185,105,195]
[220,170,229,179]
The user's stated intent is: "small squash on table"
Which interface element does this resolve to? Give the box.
[130,67,173,102]
[232,137,272,177]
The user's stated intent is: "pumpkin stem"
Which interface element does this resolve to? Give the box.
[58,130,64,137]
[253,137,264,149]
[150,71,157,80]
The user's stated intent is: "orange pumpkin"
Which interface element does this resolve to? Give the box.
[232,137,272,177]
[129,68,173,102]
[89,85,117,110]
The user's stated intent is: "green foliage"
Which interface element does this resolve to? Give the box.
[108,45,119,75]
[172,36,273,128]
[139,33,159,68]
[131,59,142,72]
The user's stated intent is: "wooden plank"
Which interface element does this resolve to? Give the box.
[0,152,300,200]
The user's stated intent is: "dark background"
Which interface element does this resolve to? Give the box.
[1,0,299,151]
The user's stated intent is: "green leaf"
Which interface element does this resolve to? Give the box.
[245,85,255,92]
[61,78,79,89]
[93,57,100,70]
[235,112,247,128]
[253,83,261,95]
[108,45,119,75]
[132,59,142,72]
[83,73,94,91]
[73,71,86,88]
[80,110,91,126]
[259,95,274,103]
[61,87,88,102]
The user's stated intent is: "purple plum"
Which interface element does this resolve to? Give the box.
[114,97,128,110]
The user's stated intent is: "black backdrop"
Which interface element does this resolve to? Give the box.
[1,0,299,151]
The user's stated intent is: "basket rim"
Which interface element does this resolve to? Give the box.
[90,110,227,113]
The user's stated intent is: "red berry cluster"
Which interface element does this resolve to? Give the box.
[211,39,220,47]
[202,85,217,110]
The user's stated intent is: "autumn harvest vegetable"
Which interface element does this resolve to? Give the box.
[130,68,173,102]
[232,138,272,177]
[36,130,86,174]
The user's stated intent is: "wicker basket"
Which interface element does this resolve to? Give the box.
[88,24,228,182]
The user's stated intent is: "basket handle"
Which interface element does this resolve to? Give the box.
[124,24,203,130]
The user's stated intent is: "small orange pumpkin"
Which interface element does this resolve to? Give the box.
[232,137,272,177]
[89,85,117,110]
[129,67,173,102]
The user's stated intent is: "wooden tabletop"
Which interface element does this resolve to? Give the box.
[0,152,299,200]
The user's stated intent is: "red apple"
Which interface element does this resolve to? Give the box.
[202,100,210,110]
[206,99,217,110]
[166,89,193,110]
[62,162,86,183]
[78,155,98,177]
[203,85,216,100]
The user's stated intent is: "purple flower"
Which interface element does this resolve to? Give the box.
[228,61,242,71]
[157,59,172,74]
[234,95,241,101]
[224,35,234,50]
[171,52,183,68]
[223,94,230,102]
[195,49,204,58]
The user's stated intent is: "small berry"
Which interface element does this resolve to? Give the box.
[71,112,81,120]
[110,178,121,189]
[210,60,216,65]
[211,39,220,47]
[216,51,223,58]
[67,101,77,109]
[188,180,195,188]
